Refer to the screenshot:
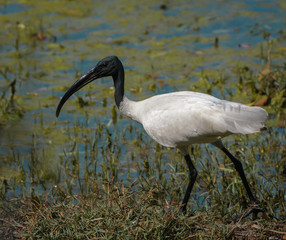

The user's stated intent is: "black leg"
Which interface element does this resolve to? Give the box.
[217,144,265,220]
[220,147,257,203]
[180,154,197,214]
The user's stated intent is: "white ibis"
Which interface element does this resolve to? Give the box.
[56,56,268,217]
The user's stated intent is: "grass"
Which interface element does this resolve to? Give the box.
[0,79,24,126]
[1,182,285,239]
[1,121,285,239]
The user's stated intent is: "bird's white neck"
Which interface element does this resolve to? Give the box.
[119,96,141,123]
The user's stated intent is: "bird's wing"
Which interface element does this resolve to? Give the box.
[138,91,267,147]
[216,99,268,134]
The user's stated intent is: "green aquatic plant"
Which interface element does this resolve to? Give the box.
[0,79,24,126]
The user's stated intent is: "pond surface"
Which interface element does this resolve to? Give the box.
[0,0,285,202]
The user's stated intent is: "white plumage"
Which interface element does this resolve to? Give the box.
[119,91,268,149]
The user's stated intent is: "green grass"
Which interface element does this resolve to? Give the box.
[1,181,285,239]
[0,79,24,126]
[1,119,285,239]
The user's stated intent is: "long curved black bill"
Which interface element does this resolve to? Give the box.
[56,68,97,117]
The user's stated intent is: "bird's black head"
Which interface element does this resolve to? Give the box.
[56,56,123,117]
[93,56,121,79]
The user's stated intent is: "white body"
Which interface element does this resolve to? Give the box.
[119,91,268,152]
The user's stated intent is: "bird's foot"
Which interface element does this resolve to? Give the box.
[179,205,195,216]
[236,202,267,222]
[179,205,187,215]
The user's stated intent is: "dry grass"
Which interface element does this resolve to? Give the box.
[1,183,285,239]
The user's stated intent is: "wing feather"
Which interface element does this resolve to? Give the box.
[128,91,268,147]
[218,100,268,134]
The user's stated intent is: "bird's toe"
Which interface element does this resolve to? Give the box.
[236,202,267,222]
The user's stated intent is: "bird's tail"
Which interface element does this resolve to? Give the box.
[222,101,268,135]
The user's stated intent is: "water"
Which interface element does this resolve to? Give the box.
[0,0,285,200]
